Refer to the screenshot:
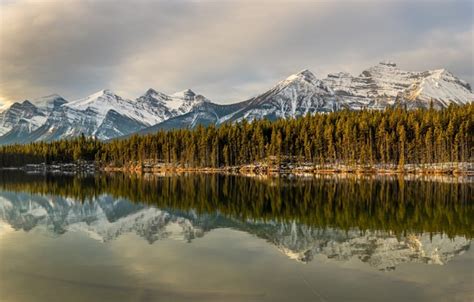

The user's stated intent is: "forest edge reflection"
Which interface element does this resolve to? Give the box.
[0,171,471,239]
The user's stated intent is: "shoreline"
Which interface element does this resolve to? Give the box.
[103,162,474,176]
[3,162,472,176]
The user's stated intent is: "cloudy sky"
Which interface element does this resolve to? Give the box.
[0,0,472,106]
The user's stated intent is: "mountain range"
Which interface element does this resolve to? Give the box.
[0,191,470,270]
[1,61,472,145]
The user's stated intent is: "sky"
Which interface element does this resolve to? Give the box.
[0,0,473,106]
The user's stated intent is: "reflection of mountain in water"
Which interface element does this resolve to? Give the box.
[0,192,208,243]
[255,223,470,271]
[0,191,470,271]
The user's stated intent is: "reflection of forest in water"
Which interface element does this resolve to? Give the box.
[0,171,471,239]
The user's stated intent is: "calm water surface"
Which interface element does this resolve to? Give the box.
[0,172,472,302]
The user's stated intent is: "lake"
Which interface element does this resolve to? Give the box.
[0,172,472,302]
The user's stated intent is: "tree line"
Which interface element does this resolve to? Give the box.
[0,104,472,168]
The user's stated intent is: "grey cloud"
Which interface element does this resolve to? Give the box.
[0,0,472,106]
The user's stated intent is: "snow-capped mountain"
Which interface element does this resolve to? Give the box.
[401,69,473,109]
[0,101,46,136]
[322,62,473,110]
[135,99,247,134]
[63,88,203,128]
[0,61,472,144]
[64,89,156,126]
[0,94,68,142]
[133,88,211,128]
[141,69,341,131]
[220,69,340,123]
[12,90,148,142]
[0,88,205,144]
[0,191,470,270]
[142,63,472,131]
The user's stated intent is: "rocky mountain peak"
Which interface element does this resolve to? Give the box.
[19,100,36,108]
[140,88,171,103]
[431,68,448,77]
[283,69,319,86]
[326,72,352,79]
[71,89,114,106]
[32,94,68,110]
[190,94,210,106]
[379,61,397,67]
[171,89,197,101]
[145,88,159,96]
[296,68,316,78]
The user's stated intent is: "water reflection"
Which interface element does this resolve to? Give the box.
[0,172,471,271]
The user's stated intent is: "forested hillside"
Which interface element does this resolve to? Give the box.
[0,104,472,169]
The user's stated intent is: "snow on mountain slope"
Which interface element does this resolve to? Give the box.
[322,62,418,110]
[346,61,416,98]
[0,94,68,142]
[23,106,147,142]
[95,109,150,140]
[402,69,474,108]
[0,87,215,140]
[357,61,417,97]
[133,89,175,123]
[64,89,158,127]
[18,105,101,142]
[323,62,474,109]
[169,89,201,112]
[20,88,206,142]
[135,88,204,121]
[32,94,68,111]
[134,98,246,133]
[222,69,339,123]
[0,101,47,136]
